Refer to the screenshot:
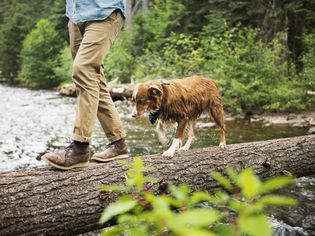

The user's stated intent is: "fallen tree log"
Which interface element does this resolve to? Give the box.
[0,135,314,236]
[58,83,134,101]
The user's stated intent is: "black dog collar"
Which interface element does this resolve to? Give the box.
[148,110,160,125]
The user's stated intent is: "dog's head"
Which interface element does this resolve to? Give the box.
[131,83,163,118]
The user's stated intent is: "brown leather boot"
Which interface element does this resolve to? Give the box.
[91,139,129,162]
[41,141,90,170]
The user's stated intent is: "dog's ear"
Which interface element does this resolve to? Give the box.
[148,85,162,97]
[132,86,138,102]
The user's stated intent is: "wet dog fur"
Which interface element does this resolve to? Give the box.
[131,75,226,157]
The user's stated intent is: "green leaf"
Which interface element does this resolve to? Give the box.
[152,196,172,211]
[228,198,245,211]
[175,209,222,227]
[100,226,125,236]
[213,191,230,204]
[133,157,144,172]
[261,176,295,193]
[238,214,272,236]
[117,213,137,224]
[128,226,149,236]
[99,197,137,224]
[256,195,298,207]
[191,191,214,204]
[212,224,233,236]
[226,167,238,184]
[175,228,217,236]
[169,184,190,202]
[98,185,129,192]
[210,172,233,191]
[238,168,262,199]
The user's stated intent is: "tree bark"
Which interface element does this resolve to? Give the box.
[125,0,133,30]
[0,135,314,236]
[58,83,134,101]
[142,0,149,13]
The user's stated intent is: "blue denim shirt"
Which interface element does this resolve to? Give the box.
[66,0,126,24]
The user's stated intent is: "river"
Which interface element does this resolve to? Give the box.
[0,84,314,235]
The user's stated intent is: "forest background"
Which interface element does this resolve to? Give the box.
[0,0,314,113]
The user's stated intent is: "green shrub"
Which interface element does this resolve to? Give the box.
[99,158,296,236]
[301,34,315,91]
[104,31,135,83]
[104,0,186,83]
[18,19,65,88]
[103,4,314,113]
[134,33,205,81]
[53,46,72,85]
[131,0,185,54]
[200,25,307,112]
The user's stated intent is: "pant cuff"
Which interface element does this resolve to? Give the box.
[72,133,92,143]
[107,133,126,144]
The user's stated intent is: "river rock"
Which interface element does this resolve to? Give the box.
[308,118,315,126]
[263,122,272,127]
[292,121,309,128]
[250,115,264,123]
[225,117,236,122]
[196,122,216,129]
[307,127,315,134]
[287,113,298,120]
[267,117,296,125]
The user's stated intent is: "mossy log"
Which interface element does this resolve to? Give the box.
[0,135,314,236]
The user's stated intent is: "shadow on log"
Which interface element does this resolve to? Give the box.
[0,135,315,235]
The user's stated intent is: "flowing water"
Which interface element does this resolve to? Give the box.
[0,84,314,235]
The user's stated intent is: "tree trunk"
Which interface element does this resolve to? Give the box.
[125,0,133,30]
[287,9,305,72]
[0,135,314,236]
[142,0,149,13]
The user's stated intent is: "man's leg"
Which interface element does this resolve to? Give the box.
[72,10,125,143]
[96,13,126,144]
[42,11,126,169]
[97,79,126,143]
[91,12,129,162]
[41,21,90,170]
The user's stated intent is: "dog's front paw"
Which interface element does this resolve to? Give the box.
[162,148,176,157]
[179,146,189,151]
[162,138,181,157]
[219,142,227,149]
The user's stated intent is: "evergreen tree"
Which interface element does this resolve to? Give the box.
[0,0,54,82]
[18,19,65,88]
[49,0,68,42]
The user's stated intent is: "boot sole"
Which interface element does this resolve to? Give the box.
[91,154,129,163]
[42,156,89,170]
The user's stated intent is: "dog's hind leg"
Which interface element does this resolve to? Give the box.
[162,120,187,157]
[210,100,227,149]
[156,120,168,146]
[179,120,195,151]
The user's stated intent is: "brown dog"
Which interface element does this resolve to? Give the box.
[131,75,226,157]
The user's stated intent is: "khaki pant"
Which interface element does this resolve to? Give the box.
[68,10,126,144]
